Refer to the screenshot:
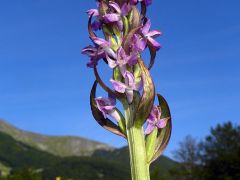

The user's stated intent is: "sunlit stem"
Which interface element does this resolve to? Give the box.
[125,104,150,180]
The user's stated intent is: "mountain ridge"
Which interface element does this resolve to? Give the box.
[0,119,113,157]
[0,131,131,179]
[0,119,178,179]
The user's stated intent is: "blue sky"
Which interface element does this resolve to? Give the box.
[0,0,240,157]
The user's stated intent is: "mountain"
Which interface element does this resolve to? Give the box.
[0,120,178,179]
[0,131,130,179]
[0,120,113,157]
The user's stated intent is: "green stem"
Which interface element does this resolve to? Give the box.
[125,105,150,180]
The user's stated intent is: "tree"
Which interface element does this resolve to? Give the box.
[199,122,240,179]
[170,122,240,180]
[170,135,200,180]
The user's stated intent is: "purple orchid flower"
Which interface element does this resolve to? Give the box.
[106,46,138,75]
[132,34,147,52]
[82,45,105,68]
[145,105,170,135]
[86,8,102,31]
[82,36,117,68]
[102,2,132,30]
[141,19,162,50]
[92,37,117,59]
[110,71,142,103]
[86,9,99,17]
[95,96,121,121]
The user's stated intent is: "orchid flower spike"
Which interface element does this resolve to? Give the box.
[82,0,172,178]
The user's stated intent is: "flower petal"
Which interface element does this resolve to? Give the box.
[146,30,162,38]
[104,47,117,59]
[82,45,96,56]
[93,37,110,47]
[86,9,99,17]
[121,3,132,16]
[109,2,121,14]
[145,124,155,135]
[128,54,138,65]
[126,89,134,103]
[106,54,117,69]
[124,71,135,88]
[103,13,121,23]
[142,19,151,35]
[110,79,127,93]
[147,37,161,50]
[152,106,160,120]
[137,38,147,52]
[132,35,146,52]
[116,47,128,66]
[118,46,127,59]
[109,109,121,122]
[95,97,116,118]
[117,20,123,31]
[147,105,158,122]
[156,118,169,129]
[119,65,127,76]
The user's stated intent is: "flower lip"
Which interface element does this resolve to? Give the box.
[86,9,99,17]
[95,97,116,118]
[145,105,170,134]
[110,71,143,104]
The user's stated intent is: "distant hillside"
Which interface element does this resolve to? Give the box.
[93,147,178,179]
[0,132,58,169]
[0,120,178,179]
[0,132,130,179]
[0,120,113,157]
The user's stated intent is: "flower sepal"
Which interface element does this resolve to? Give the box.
[148,94,172,163]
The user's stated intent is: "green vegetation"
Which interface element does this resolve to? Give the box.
[0,131,130,179]
[0,120,177,179]
[93,146,177,179]
[170,122,240,180]
[0,162,11,177]
[43,157,130,180]
[0,169,42,180]
[2,120,238,179]
[0,130,175,179]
